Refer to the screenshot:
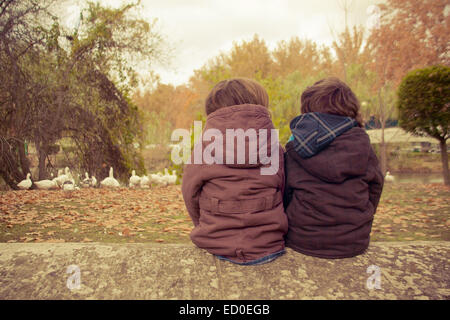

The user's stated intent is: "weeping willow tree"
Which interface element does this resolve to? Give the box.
[67,67,148,182]
[0,0,167,189]
[0,0,54,188]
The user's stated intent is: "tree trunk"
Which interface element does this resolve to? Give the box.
[38,150,46,180]
[439,139,449,186]
[17,140,31,179]
[0,138,30,190]
[0,169,19,190]
[380,118,387,175]
[36,142,47,180]
[378,89,387,175]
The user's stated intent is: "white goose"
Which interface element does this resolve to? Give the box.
[91,176,97,187]
[17,173,32,190]
[129,170,141,188]
[81,172,90,188]
[100,167,120,188]
[81,172,97,188]
[62,172,77,191]
[150,173,167,186]
[385,171,395,182]
[35,178,59,190]
[55,169,62,184]
[55,167,70,188]
[140,175,150,188]
[165,170,177,185]
[156,169,177,186]
[63,180,75,191]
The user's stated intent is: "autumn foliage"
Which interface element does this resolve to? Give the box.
[132,0,449,183]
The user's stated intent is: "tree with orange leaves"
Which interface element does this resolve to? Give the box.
[366,0,449,174]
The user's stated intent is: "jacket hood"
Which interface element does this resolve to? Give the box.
[289,112,357,159]
[287,113,370,183]
[202,104,278,168]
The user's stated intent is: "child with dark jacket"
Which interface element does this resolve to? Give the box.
[284,77,384,259]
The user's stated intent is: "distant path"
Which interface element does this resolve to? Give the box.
[0,241,448,299]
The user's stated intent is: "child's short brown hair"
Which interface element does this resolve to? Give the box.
[301,77,363,127]
[205,78,269,115]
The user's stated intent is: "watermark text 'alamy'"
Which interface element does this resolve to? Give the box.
[170,121,280,175]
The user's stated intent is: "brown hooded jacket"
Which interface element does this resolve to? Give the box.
[182,104,288,263]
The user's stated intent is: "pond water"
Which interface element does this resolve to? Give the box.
[391,173,444,184]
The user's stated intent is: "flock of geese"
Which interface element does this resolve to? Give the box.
[17,168,78,191]
[16,167,178,191]
[128,168,177,188]
[17,167,393,190]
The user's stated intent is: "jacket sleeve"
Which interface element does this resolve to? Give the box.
[181,162,205,227]
[367,148,384,210]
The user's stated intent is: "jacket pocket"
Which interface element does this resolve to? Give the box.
[199,193,282,215]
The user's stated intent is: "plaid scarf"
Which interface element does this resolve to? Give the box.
[289,112,357,159]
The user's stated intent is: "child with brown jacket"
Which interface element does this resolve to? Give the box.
[182,78,288,265]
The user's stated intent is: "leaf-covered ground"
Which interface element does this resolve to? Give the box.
[0,187,192,243]
[371,183,450,241]
[0,183,449,243]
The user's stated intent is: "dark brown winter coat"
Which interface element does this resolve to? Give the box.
[284,114,384,259]
[182,104,288,263]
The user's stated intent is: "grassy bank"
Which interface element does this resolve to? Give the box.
[0,183,449,243]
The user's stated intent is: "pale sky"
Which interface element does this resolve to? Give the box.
[65,0,384,86]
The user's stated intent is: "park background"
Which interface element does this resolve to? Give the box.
[0,0,448,244]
